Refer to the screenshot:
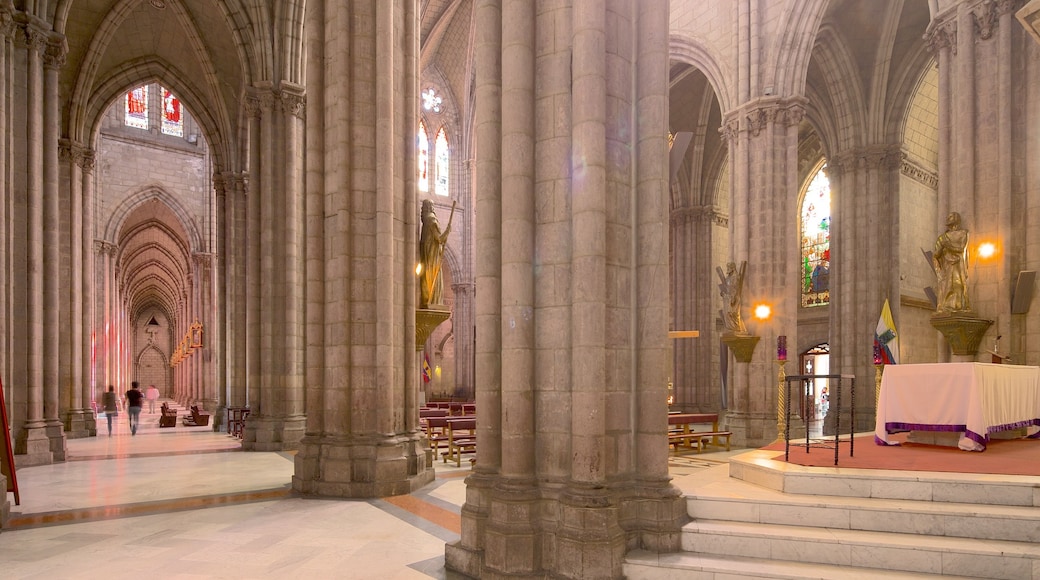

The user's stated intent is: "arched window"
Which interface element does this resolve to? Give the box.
[417,122,430,193]
[125,86,148,129]
[434,128,449,197]
[161,87,183,137]
[801,163,831,307]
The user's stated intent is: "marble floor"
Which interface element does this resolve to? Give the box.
[0,407,744,579]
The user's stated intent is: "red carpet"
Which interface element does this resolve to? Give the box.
[763,433,1040,476]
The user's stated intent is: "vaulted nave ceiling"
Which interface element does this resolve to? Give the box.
[52,0,271,170]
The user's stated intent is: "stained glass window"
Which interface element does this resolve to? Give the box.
[161,87,183,137]
[801,164,831,307]
[422,88,442,113]
[435,128,449,197]
[125,86,148,129]
[418,122,430,193]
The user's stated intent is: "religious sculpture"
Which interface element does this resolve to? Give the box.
[717,261,747,335]
[419,199,455,309]
[933,211,970,315]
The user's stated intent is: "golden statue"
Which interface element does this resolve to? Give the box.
[419,199,455,308]
[717,261,747,335]
[933,211,969,315]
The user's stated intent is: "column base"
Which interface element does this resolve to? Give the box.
[0,475,8,529]
[242,414,306,451]
[14,423,53,467]
[291,432,434,498]
[63,409,92,439]
[46,421,68,462]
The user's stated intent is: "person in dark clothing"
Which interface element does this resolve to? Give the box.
[102,385,119,436]
[125,381,144,436]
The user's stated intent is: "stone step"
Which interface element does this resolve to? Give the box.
[729,449,1040,507]
[679,519,1040,580]
[687,465,1040,543]
[624,549,982,580]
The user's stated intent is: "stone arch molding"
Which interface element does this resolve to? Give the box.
[135,343,168,368]
[669,34,733,113]
[102,185,204,253]
[75,59,232,172]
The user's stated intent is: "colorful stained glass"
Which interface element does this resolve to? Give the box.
[801,165,831,307]
[418,122,430,192]
[435,128,449,197]
[161,87,183,137]
[125,86,148,129]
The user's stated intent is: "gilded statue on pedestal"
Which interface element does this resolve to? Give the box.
[419,199,455,309]
[717,261,747,335]
[933,211,969,315]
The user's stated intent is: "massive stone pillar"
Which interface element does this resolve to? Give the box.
[13,21,52,466]
[224,172,248,411]
[451,281,475,400]
[446,2,683,578]
[828,146,902,432]
[239,83,307,450]
[927,0,1029,361]
[719,99,803,448]
[294,0,430,497]
[670,206,727,412]
[60,142,93,438]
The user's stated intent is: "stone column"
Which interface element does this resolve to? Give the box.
[829,146,902,433]
[450,281,475,400]
[239,84,307,450]
[43,38,66,460]
[225,172,248,409]
[448,2,682,578]
[193,253,217,418]
[61,142,91,438]
[15,23,52,466]
[926,0,1026,358]
[80,151,97,435]
[293,0,431,497]
[720,99,803,448]
[670,206,727,411]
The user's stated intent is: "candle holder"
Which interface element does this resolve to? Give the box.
[775,358,787,442]
[874,363,884,410]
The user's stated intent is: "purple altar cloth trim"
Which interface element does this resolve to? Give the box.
[874,435,899,446]
[987,418,1040,434]
[884,422,967,434]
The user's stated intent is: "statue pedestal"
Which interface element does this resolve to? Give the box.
[930,313,993,356]
[721,334,760,363]
[416,307,451,351]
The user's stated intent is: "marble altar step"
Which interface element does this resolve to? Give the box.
[624,450,1040,579]
[729,449,1040,507]
[624,549,983,580]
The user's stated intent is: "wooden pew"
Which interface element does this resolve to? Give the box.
[668,412,731,452]
[441,416,476,467]
[159,403,177,428]
[182,405,211,427]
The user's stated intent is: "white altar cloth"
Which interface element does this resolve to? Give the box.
[874,362,1040,451]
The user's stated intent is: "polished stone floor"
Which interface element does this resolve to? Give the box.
[0,404,743,579]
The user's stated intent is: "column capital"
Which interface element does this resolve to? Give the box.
[279,89,306,119]
[925,18,957,54]
[722,98,807,139]
[44,37,67,68]
[670,205,728,228]
[94,240,117,256]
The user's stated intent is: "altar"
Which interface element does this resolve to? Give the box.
[874,362,1040,451]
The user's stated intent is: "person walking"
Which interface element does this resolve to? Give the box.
[145,384,160,414]
[125,381,144,436]
[102,385,119,436]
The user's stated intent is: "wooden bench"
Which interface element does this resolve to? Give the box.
[159,403,178,428]
[441,417,476,467]
[667,412,732,452]
[424,415,453,456]
[182,405,211,427]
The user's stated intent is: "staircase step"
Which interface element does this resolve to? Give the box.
[687,465,1040,543]
[729,450,1040,507]
[624,549,983,580]
[682,518,1040,579]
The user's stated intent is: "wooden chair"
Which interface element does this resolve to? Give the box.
[159,403,178,428]
[182,405,211,427]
